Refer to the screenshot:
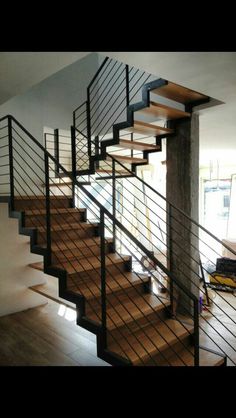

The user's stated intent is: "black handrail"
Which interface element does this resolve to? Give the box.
[1,114,198,303]
[88,57,109,90]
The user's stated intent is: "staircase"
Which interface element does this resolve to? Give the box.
[1,57,235,366]
[3,180,224,366]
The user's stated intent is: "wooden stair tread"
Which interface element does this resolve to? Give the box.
[51,237,113,253]
[138,102,191,120]
[109,318,194,365]
[118,139,161,151]
[89,293,169,330]
[152,81,208,104]
[164,347,225,366]
[37,221,98,233]
[41,181,91,187]
[54,253,130,275]
[29,262,44,271]
[25,208,85,216]
[29,281,76,310]
[50,237,113,262]
[107,154,147,164]
[96,169,131,176]
[29,253,130,275]
[126,121,174,136]
[68,271,149,299]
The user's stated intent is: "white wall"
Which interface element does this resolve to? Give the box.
[0,53,100,197]
[0,52,90,105]
[0,54,102,316]
[0,52,100,145]
[0,203,47,317]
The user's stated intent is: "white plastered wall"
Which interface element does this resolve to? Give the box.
[0,202,49,317]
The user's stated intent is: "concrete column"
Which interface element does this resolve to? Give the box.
[166,114,200,315]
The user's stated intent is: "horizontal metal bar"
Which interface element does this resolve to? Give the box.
[73,100,87,114]
[3,115,225,305]
[0,138,8,148]
[0,124,8,130]
[88,56,110,90]
[95,174,134,180]
[90,62,124,112]
[74,109,87,120]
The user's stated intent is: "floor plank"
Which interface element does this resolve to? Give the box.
[0,300,110,366]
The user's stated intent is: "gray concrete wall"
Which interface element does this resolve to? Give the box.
[166,114,200,314]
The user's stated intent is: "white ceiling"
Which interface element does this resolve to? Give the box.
[1,51,236,163]
[0,52,90,105]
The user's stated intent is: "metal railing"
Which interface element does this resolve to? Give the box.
[69,55,236,365]
[73,56,157,175]
[0,114,208,366]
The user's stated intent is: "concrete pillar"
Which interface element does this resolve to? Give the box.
[166,114,200,315]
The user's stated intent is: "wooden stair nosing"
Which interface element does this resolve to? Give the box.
[126,120,174,136]
[24,208,85,217]
[96,169,131,176]
[118,139,161,151]
[37,221,99,234]
[151,81,208,105]
[88,293,170,331]
[50,237,113,254]
[41,181,91,187]
[59,254,131,276]
[29,282,76,310]
[29,253,130,275]
[137,101,191,120]
[68,271,150,300]
[107,154,147,164]
[109,318,194,365]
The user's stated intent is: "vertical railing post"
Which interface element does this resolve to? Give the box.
[44,153,52,265]
[95,135,99,169]
[193,298,200,366]
[126,65,130,108]
[112,158,116,251]
[8,116,14,211]
[100,209,107,348]
[130,132,134,159]
[199,256,210,306]
[71,126,76,208]
[54,129,60,176]
[168,202,174,315]
[86,95,92,158]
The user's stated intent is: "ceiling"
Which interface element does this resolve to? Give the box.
[1,51,236,163]
[0,52,90,105]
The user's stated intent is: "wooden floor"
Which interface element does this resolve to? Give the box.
[0,300,110,366]
[1,289,236,366]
